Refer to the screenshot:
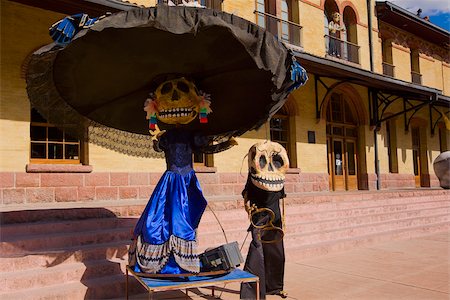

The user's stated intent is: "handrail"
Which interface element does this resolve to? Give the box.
[382,61,395,67]
[254,10,303,28]
[324,34,360,48]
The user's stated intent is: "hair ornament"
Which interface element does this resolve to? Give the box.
[144,93,158,130]
[198,91,212,124]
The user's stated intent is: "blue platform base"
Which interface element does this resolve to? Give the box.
[126,266,259,299]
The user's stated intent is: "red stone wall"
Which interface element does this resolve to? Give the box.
[0,172,330,205]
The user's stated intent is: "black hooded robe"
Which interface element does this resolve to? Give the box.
[240,178,286,299]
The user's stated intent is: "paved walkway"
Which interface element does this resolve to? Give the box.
[129,231,449,299]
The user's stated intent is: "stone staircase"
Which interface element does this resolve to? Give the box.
[1,189,449,299]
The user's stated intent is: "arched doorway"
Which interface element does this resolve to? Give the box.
[326,93,359,191]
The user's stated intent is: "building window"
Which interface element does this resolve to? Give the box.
[386,119,398,173]
[410,49,422,84]
[270,106,295,166]
[193,152,212,167]
[382,39,395,77]
[30,108,81,164]
[255,0,302,48]
[270,115,290,155]
[342,6,359,64]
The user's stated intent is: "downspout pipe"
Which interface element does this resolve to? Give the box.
[367,0,374,72]
[367,1,379,189]
[371,89,381,190]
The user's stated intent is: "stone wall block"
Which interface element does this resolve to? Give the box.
[78,187,96,201]
[149,173,163,185]
[2,188,25,204]
[219,173,238,184]
[129,173,149,186]
[0,173,14,188]
[138,186,154,200]
[85,173,110,187]
[119,187,138,199]
[196,173,219,185]
[41,174,83,187]
[110,173,129,186]
[55,187,78,202]
[96,187,118,200]
[26,188,54,203]
[15,173,40,187]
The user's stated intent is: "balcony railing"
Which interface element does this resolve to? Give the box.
[254,11,302,48]
[411,71,422,85]
[382,62,395,77]
[324,35,360,64]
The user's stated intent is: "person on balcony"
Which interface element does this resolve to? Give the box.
[328,12,346,58]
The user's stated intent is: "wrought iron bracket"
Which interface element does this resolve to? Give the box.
[369,89,433,132]
[430,105,450,136]
[314,75,350,121]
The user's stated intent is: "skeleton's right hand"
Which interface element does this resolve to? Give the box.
[149,124,166,141]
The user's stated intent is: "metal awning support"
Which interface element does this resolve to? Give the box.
[314,75,350,121]
[430,106,450,135]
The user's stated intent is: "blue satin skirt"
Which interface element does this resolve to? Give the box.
[131,170,207,274]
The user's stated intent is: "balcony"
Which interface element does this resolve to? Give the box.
[382,62,395,77]
[254,11,302,49]
[324,35,360,64]
[411,71,422,85]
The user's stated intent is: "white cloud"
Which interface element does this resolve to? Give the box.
[389,0,450,16]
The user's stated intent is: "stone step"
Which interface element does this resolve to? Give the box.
[0,241,130,272]
[284,214,450,246]
[284,206,450,235]
[0,273,145,300]
[3,203,449,257]
[201,202,450,232]
[0,258,127,292]
[286,189,449,205]
[0,217,138,239]
[284,197,450,216]
[2,198,447,242]
[0,227,134,256]
[286,221,450,261]
[200,213,450,250]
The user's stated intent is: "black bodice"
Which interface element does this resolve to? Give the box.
[158,129,207,174]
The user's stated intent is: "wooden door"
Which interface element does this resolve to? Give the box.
[327,138,333,190]
[412,127,421,187]
[332,139,345,191]
[345,140,358,190]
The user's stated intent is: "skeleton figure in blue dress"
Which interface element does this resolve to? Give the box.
[128,77,236,274]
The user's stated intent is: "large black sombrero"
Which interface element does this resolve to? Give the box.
[27,6,306,156]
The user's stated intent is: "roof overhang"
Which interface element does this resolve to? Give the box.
[375,1,450,49]
[294,51,444,100]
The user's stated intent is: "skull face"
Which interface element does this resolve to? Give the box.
[154,77,199,125]
[248,141,289,191]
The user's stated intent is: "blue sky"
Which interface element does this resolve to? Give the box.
[389,0,450,31]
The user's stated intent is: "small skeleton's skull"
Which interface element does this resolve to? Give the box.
[154,77,199,125]
[248,141,289,191]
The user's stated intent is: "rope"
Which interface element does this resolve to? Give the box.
[207,204,228,244]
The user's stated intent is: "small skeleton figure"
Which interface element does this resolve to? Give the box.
[328,12,346,57]
[240,141,289,299]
